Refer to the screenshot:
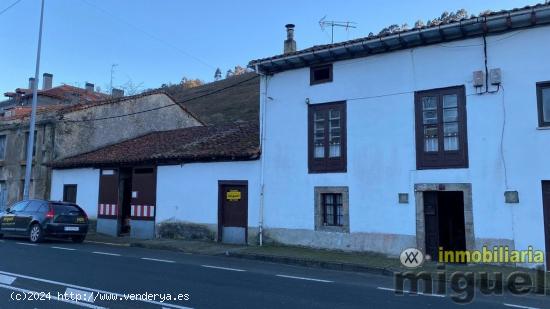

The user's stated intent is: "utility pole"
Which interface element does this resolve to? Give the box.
[23,0,45,200]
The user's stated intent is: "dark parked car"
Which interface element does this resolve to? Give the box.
[0,199,89,243]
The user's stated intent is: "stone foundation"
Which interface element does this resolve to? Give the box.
[263,228,415,256]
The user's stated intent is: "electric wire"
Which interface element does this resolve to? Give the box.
[61,74,258,123]
[0,0,22,16]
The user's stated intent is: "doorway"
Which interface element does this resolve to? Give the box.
[542,181,550,271]
[118,168,133,236]
[218,181,248,244]
[424,191,467,262]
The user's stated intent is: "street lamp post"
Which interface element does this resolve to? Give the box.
[23,0,45,200]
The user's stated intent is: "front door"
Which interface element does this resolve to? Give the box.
[542,181,550,271]
[129,167,157,238]
[424,191,439,261]
[63,185,77,203]
[218,181,248,244]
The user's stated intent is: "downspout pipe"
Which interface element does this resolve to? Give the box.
[255,64,266,246]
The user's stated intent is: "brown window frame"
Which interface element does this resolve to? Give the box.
[415,85,469,170]
[308,101,347,173]
[310,63,333,85]
[537,81,550,127]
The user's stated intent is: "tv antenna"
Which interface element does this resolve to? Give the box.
[319,16,357,43]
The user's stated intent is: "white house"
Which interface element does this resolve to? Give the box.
[249,3,550,268]
[50,124,260,243]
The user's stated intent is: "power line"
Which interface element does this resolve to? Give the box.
[79,0,215,70]
[0,0,22,16]
[62,74,258,123]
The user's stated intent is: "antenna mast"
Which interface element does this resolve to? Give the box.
[319,16,357,43]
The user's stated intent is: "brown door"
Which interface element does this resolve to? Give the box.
[130,167,157,221]
[218,181,248,244]
[542,181,550,271]
[424,191,439,261]
[98,169,119,219]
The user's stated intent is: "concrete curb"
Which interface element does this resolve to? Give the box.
[226,252,396,276]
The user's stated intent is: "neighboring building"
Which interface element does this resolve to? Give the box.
[1,73,110,113]
[49,124,260,241]
[0,91,202,209]
[247,3,550,269]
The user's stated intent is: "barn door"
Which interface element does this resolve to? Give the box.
[129,167,157,238]
[424,191,439,261]
[542,181,550,271]
[97,169,119,236]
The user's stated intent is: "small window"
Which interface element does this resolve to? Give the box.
[314,187,349,233]
[537,82,550,127]
[308,101,347,173]
[23,131,37,159]
[0,135,6,160]
[63,184,77,203]
[310,64,333,85]
[415,86,468,169]
[322,193,343,226]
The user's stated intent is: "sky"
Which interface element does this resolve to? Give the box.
[0,0,541,95]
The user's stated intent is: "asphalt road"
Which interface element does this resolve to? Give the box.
[0,236,548,309]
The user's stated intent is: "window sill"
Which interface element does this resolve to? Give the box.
[536,126,550,130]
[316,226,350,233]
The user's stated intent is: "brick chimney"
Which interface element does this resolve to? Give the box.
[85,82,94,92]
[111,88,124,98]
[284,24,296,54]
[29,77,36,90]
[42,73,53,90]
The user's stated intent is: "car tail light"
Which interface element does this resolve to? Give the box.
[46,208,55,219]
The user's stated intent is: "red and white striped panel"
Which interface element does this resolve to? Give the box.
[131,205,155,218]
[98,204,118,216]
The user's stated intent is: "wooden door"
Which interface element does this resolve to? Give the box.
[130,167,157,221]
[542,181,550,271]
[63,185,77,203]
[98,169,119,219]
[424,191,439,261]
[218,181,248,244]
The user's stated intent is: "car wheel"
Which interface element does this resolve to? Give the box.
[71,235,86,243]
[29,224,44,243]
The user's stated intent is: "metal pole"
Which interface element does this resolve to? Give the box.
[23,0,45,200]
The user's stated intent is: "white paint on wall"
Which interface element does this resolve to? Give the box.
[260,26,550,255]
[50,169,100,219]
[156,161,260,227]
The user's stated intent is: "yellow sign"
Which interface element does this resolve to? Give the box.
[226,190,241,202]
[76,217,85,223]
[2,216,15,225]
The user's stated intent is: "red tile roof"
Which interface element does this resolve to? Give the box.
[48,123,260,168]
[13,85,109,102]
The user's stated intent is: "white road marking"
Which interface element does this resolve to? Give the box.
[16,242,37,246]
[0,270,192,309]
[0,283,105,309]
[0,274,15,285]
[141,257,175,263]
[84,240,130,247]
[201,265,246,272]
[503,303,541,309]
[65,288,95,303]
[376,286,445,297]
[92,251,121,256]
[276,274,333,283]
[51,246,76,251]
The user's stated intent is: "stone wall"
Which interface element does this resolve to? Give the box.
[55,93,202,159]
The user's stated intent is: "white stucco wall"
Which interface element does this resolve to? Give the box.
[260,25,550,255]
[156,161,260,228]
[50,168,100,218]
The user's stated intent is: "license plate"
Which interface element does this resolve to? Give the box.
[64,227,79,231]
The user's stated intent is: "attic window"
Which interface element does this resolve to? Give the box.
[310,64,333,85]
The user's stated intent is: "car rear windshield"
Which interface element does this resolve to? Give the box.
[50,204,82,214]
